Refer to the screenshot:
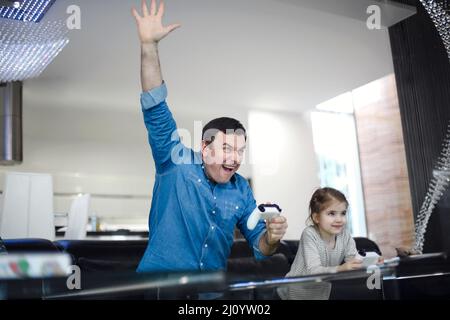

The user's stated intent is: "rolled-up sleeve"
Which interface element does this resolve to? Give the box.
[141,82,168,110]
[141,83,182,173]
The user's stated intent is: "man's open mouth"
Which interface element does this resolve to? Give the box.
[222,165,236,173]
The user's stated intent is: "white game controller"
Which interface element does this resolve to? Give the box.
[360,251,380,268]
[247,204,282,230]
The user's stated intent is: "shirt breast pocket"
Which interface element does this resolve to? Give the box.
[218,200,243,235]
[184,170,210,193]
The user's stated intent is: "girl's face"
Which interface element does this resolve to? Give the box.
[312,198,348,237]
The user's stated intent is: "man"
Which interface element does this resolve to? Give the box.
[132,0,288,273]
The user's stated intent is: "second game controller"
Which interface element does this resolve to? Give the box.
[360,251,380,268]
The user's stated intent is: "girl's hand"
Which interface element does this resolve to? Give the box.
[337,258,363,272]
[377,256,385,265]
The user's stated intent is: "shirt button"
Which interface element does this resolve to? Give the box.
[198,179,201,183]
[212,210,216,214]
[211,226,215,230]
[214,197,217,200]
[235,206,239,210]
[200,262,204,267]
[204,244,208,248]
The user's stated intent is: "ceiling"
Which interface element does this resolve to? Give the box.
[20,0,415,116]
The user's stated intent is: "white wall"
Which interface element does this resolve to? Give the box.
[0,105,153,227]
[0,102,252,227]
[0,0,395,230]
[29,0,395,115]
[1,99,318,238]
[249,110,320,240]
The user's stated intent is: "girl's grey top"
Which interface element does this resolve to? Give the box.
[277,225,359,300]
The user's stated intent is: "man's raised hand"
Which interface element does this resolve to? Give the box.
[132,0,181,44]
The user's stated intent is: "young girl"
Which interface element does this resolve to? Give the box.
[277,187,364,300]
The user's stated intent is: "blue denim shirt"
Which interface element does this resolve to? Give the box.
[136,83,267,273]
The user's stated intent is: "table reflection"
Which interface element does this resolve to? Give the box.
[1,252,450,300]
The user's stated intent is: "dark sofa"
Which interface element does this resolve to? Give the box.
[2,237,382,299]
[3,238,295,276]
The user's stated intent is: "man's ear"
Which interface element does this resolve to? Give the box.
[201,141,210,158]
[201,141,208,153]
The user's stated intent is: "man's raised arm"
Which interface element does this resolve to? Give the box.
[132,0,182,173]
[132,0,180,92]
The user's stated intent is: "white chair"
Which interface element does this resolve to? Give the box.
[64,194,90,240]
[0,172,55,240]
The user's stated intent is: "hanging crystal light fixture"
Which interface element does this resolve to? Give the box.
[0,0,56,23]
[413,124,450,253]
[0,1,69,166]
[0,19,69,83]
[413,0,450,253]
[419,0,450,59]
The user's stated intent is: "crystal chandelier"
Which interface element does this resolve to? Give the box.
[413,124,450,253]
[413,0,450,253]
[420,0,450,59]
[0,0,56,23]
[0,19,69,82]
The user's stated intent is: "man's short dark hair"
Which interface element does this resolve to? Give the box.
[202,117,247,145]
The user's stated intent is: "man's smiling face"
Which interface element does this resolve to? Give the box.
[201,131,246,184]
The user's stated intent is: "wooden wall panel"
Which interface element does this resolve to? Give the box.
[352,74,415,258]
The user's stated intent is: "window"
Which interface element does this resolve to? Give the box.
[311,104,367,237]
